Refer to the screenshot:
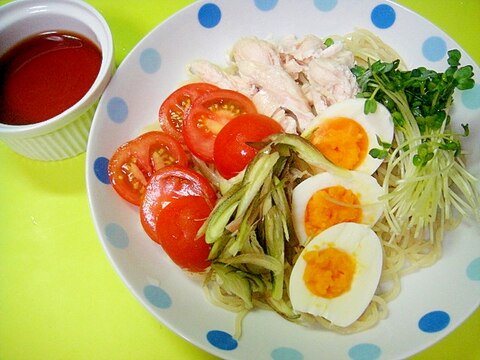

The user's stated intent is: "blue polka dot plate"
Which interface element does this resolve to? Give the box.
[85,1,480,359]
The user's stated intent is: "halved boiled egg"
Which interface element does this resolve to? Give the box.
[292,171,383,246]
[289,222,383,327]
[302,98,393,175]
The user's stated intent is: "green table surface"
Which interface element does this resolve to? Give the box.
[1,1,479,359]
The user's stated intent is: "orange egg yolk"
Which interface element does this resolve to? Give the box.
[305,185,362,238]
[310,117,368,170]
[303,247,356,298]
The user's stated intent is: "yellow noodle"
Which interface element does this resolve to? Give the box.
[332,28,407,69]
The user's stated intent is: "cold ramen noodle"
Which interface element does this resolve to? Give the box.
[107,29,479,336]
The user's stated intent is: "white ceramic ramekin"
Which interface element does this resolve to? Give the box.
[0,0,114,161]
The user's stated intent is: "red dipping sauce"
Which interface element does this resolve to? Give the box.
[0,31,102,126]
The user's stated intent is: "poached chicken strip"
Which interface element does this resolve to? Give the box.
[278,34,328,80]
[277,36,359,114]
[232,37,314,133]
[305,56,359,113]
[187,59,253,96]
[235,61,314,133]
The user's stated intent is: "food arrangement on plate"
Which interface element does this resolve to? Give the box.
[105,28,478,337]
[85,1,480,359]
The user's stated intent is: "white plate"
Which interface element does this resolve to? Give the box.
[86,1,480,359]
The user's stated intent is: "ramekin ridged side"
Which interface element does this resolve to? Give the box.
[1,105,97,160]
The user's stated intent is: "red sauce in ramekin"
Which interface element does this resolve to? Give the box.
[0,31,102,126]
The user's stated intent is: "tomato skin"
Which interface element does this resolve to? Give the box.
[108,131,188,205]
[183,89,257,163]
[140,165,217,241]
[213,113,283,179]
[156,196,212,272]
[158,82,219,142]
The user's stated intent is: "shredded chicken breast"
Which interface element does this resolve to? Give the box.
[187,35,359,134]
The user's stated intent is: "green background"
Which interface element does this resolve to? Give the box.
[0,1,479,359]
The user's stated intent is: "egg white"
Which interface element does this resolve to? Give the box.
[289,222,383,327]
[292,170,384,246]
[302,98,394,175]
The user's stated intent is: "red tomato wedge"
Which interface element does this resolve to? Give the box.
[140,165,217,241]
[156,196,212,272]
[108,131,188,205]
[214,113,283,179]
[183,89,257,163]
[158,82,219,142]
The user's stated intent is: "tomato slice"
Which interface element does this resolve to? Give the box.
[108,131,188,205]
[156,196,212,272]
[213,113,283,179]
[140,165,217,241]
[158,82,219,142]
[183,89,257,163]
